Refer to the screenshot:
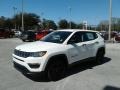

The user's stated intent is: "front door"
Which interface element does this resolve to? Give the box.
[67,32,88,63]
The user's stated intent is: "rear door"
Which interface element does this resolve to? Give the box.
[82,32,99,58]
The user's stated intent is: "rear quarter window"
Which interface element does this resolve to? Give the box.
[85,32,98,41]
[86,33,94,40]
[93,32,98,39]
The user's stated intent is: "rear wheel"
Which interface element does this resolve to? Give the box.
[47,60,66,81]
[96,49,105,64]
[22,40,26,42]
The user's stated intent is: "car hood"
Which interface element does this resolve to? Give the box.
[15,41,63,52]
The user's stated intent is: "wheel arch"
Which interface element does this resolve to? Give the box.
[97,47,105,55]
[45,54,69,71]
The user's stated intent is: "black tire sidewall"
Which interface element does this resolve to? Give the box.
[96,50,104,64]
[47,60,66,81]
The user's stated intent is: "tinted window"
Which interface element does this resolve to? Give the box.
[82,33,89,41]
[41,31,72,43]
[68,32,82,44]
[93,32,98,39]
[47,31,53,34]
[83,32,98,41]
[86,33,94,40]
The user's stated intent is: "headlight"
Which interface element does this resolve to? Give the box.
[32,51,47,57]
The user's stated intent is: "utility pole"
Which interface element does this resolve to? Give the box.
[109,0,112,41]
[21,0,24,31]
[13,7,17,30]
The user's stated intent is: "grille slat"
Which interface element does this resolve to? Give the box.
[14,49,30,58]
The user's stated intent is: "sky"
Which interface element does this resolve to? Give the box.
[0,0,120,25]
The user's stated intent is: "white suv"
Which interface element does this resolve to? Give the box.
[13,29,105,80]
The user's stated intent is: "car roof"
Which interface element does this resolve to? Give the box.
[57,29,98,33]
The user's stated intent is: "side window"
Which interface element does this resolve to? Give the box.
[82,32,98,42]
[68,32,82,44]
[93,32,98,39]
[82,33,89,41]
[86,32,94,40]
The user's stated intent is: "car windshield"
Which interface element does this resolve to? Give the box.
[41,31,72,43]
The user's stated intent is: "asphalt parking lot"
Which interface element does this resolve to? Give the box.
[0,38,120,90]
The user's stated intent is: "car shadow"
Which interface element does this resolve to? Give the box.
[22,71,50,82]
[23,57,111,82]
[103,85,120,90]
[64,57,111,78]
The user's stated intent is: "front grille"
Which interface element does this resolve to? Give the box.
[14,49,32,58]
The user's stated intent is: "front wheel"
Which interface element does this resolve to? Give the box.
[47,60,66,81]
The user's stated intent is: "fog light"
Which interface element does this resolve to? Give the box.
[28,63,40,68]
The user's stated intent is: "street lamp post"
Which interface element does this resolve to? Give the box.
[13,7,17,30]
[69,7,72,29]
[21,0,24,31]
[83,21,87,30]
[109,0,112,41]
[41,12,44,29]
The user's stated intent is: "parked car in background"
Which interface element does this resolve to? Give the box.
[99,31,117,40]
[20,30,36,42]
[0,28,14,38]
[14,30,22,37]
[36,30,53,40]
[115,33,120,42]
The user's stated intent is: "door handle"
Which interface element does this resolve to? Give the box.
[82,44,86,46]
[95,41,99,44]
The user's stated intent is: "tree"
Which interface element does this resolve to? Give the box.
[42,19,57,30]
[12,13,40,30]
[0,16,14,29]
[97,20,109,31]
[4,18,13,29]
[69,21,77,29]
[58,19,68,29]
[0,16,6,28]
[97,17,120,31]
[76,23,83,29]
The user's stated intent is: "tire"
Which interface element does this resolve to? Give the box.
[22,39,26,42]
[96,49,105,64]
[47,60,66,81]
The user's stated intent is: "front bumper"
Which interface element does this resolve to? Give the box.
[12,54,47,73]
[13,61,31,74]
